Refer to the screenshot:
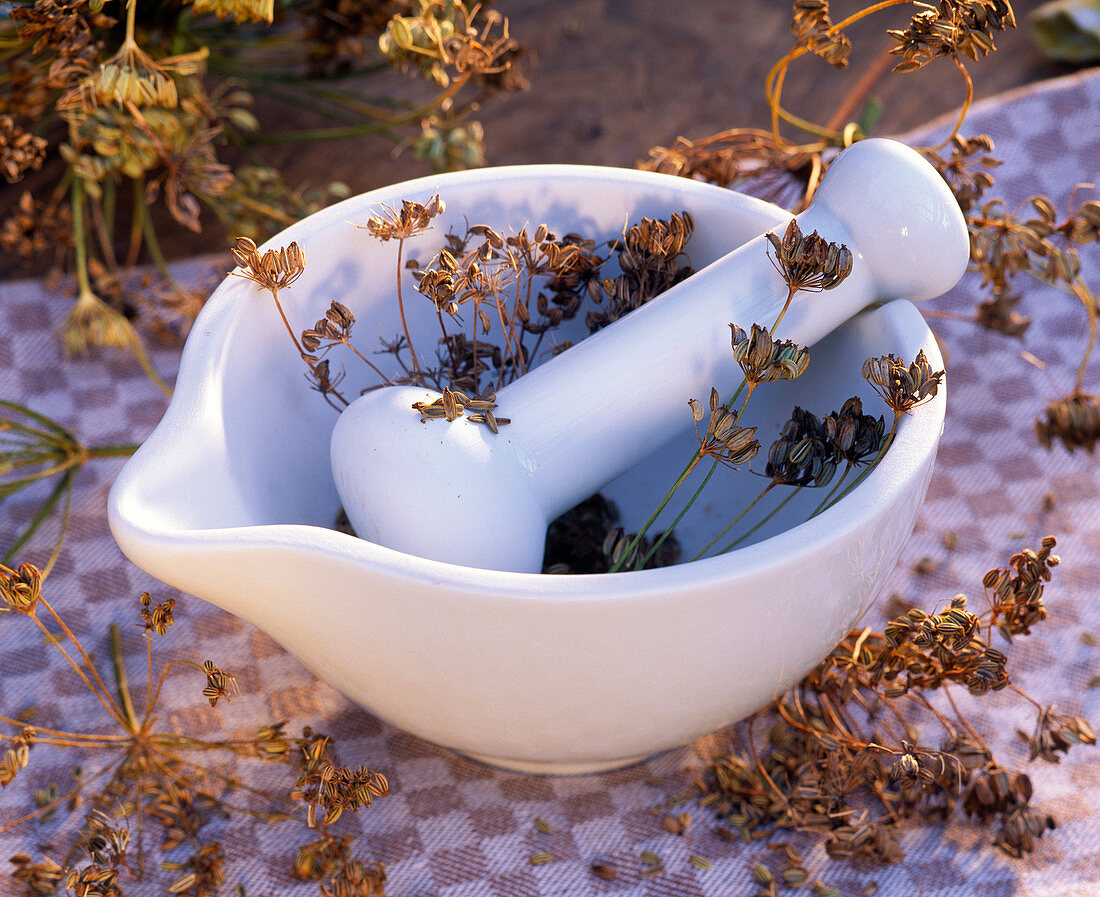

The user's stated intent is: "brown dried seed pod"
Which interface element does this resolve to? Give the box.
[442,389,460,421]
[783,866,809,887]
[753,864,773,885]
[326,301,355,329]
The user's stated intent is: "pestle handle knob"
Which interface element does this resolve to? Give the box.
[798,137,969,302]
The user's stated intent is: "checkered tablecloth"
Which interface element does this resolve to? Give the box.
[2,70,1099,897]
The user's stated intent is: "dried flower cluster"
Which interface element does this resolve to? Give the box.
[0,114,47,183]
[914,128,1100,382]
[924,137,1100,447]
[0,0,527,375]
[292,732,389,828]
[644,2,1099,457]
[1035,391,1100,453]
[924,133,1001,216]
[791,0,851,68]
[641,129,818,208]
[0,562,42,614]
[888,0,1016,73]
[2,567,390,897]
[984,534,1059,639]
[616,218,865,569]
[294,832,388,895]
[6,2,1096,890]
[379,2,525,91]
[647,0,1018,205]
[695,537,1093,865]
[730,323,811,385]
[586,211,695,330]
[230,237,356,407]
[862,349,944,416]
[0,191,73,266]
[766,220,853,294]
[251,203,699,425]
[231,237,306,293]
[408,217,602,394]
[361,195,446,243]
[766,399,885,490]
[691,388,761,471]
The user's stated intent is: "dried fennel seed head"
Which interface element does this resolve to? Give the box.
[861,350,943,416]
[230,237,305,293]
[0,562,42,615]
[766,219,853,293]
[730,323,810,384]
[359,195,445,242]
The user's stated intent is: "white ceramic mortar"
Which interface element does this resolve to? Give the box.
[110,161,953,773]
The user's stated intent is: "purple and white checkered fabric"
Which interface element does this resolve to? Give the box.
[2,70,1099,897]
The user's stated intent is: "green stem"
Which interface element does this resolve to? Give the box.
[770,285,798,334]
[608,449,704,573]
[608,280,798,573]
[717,486,800,554]
[78,182,173,398]
[248,77,466,144]
[39,476,72,579]
[138,191,173,281]
[689,482,774,562]
[219,191,297,226]
[735,382,757,417]
[211,64,408,122]
[639,458,720,568]
[1,468,75,566]
[225,77,365,126]
[0,400,74,438]
[610,381,749,573]
[245,120,400,144]
[807,466,850,519]
[71,178,93,297]
[396,237,420,374]
[0,453,84,496]
[110,623,140,734]
[88,443,142,458]
[125,178,143,268]
[207,56,391,83]
[129,334,173,397]
[99,179,119,270]
[1072,279,1097,393]
[299,81,410,114]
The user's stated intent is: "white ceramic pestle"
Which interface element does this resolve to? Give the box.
[331,138,968,573]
